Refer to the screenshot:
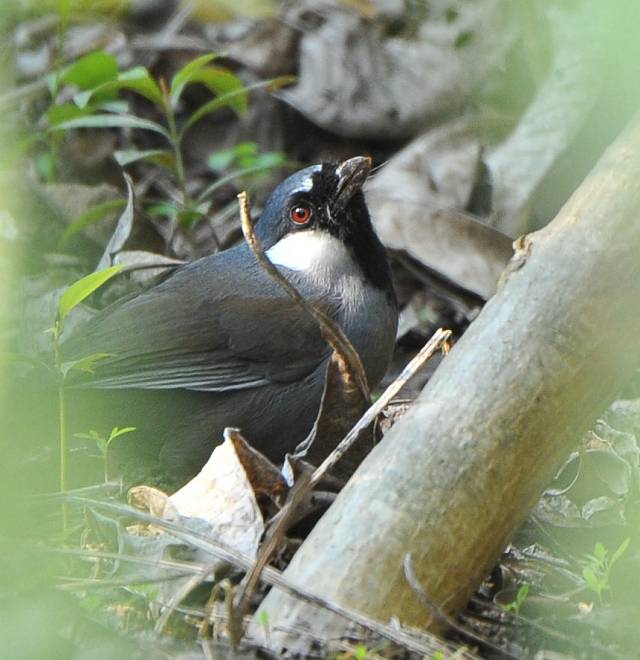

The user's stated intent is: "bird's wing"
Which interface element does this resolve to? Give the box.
[62,250,333,392]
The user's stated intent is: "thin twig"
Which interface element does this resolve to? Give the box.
[62,496,461,657]
[310,328,451,488]
[51,546,202,574]
[232,470,313,629]
[226,329,450,645]
[58,573,194,590]
[238,191,370,399]
[155,569,216,633]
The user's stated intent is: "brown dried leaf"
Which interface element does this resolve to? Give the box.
[128,484,177,518]
[366,119,513,299]
[225,428,288,501]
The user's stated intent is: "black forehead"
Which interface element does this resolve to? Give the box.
[282,162,339,203]
[307,162,339,200]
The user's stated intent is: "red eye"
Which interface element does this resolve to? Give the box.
[290,205,312,225]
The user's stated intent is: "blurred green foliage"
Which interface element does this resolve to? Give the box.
[2,1,640,657]
[581,538,631,604]
[44,49,291,228]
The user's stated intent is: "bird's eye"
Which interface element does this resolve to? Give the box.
[290,205,312,225]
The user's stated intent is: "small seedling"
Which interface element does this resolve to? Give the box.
[257,609,270,644]
[581,538,630,604]
[503,582,530,615]
[334,643,370,660]
[52,265,122,528]
[74,426,136,482]
[47,50,292,230]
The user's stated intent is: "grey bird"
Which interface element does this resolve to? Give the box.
[63,157,398,483]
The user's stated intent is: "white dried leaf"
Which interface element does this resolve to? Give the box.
[168,436,265,559]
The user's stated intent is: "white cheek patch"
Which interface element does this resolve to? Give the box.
[266,231,347,272]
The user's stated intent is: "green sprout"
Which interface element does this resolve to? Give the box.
[52,264,122,528]
[581,538,630,604]
[503,582,530,616]
[73,425,136,482]
[46,50,292,230]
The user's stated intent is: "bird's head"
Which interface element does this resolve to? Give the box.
[256,157,392,292]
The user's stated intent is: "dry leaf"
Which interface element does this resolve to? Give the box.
[167,432,273,559]
[366,118,513,299]
[281,0,516,138]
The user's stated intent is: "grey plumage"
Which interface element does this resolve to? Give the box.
[62,158,398,482]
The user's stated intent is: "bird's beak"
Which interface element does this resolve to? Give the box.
[334,156,372,212]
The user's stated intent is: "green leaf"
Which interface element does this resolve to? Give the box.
[184,67,247,114]
[516,583,529,607]
[233,142,258,159]
[249,151,286,170]
[58,51,119,91]
[207,149,236,172]
[58,199,126,247]
[107,426,136,446]
[582,567,603,594]
[47,102,96,127]
[207,142,285,172]
[181,77,294,135]
[75,66,164,108]
[169,53,217,106]
[353,644,368,660]
[594,542,607,560]
[198,162,284,203]
[35,152,56,182]
[116,67,164,104]
[51,114,170,139]
[57,265,123,325]
[73,431,100,441]
[147,202,178,219]
[97,100,130,114]
[113,148,175,170]
[177,208,205,227]
[610,538,630,566]
[61,352,112,377]
[214,142,287,171]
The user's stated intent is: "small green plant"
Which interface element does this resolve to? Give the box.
[208,141,286,174]
[502,582,529,615]
[256,609,270,644]
[333,643,370,660]
[46,50,292,229]
[581,538,630,604]
[73,426,136,482]
[52,265,122,527]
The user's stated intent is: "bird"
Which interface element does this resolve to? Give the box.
[62,157,398,484]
